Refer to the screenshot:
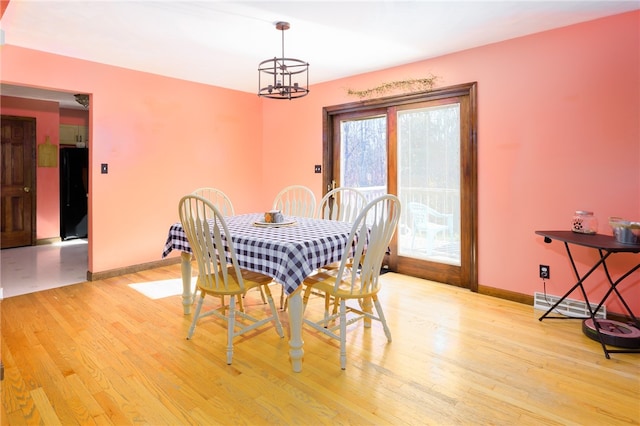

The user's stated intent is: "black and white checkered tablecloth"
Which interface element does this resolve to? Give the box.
[162,213,354,295]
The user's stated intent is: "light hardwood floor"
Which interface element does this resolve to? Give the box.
[1,264,638,425]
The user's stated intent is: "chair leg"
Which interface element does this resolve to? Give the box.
[226,295,236,365]
[257,286,267,304]
[359,296,373,328]
[236,295,245,313]
[280,284,289,310]
[302,285,314,312]
[339,299,347,370]
[373,297,392,342]
[262,285,284,337]
[279,285,285,309]
[323,294,332,325]
[187,292,205,340]
[332,296,340,316]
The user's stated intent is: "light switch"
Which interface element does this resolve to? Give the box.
[314,165,321,173]
[101,163,108,174]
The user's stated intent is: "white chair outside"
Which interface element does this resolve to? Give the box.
[178,195,283,364]
[407,201,453,255]
[272,185,316,218]
[301,194,401,369]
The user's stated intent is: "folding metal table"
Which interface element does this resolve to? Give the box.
[535,230,640,358]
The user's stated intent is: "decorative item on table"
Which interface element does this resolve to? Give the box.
[609,217,640,245]
[264,210,284,224]
[571,210,598,234]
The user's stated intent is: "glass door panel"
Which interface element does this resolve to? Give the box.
[397,103,461,266]
[339,116,387,201]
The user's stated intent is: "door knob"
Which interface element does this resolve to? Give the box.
[23,187,30,193]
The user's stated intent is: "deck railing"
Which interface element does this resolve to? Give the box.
[357,186,460,236]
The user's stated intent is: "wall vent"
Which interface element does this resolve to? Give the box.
[534,292,606,319]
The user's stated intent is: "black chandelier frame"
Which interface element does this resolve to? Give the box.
[258,22,309,100]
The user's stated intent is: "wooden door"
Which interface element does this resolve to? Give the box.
[1,116,36,248]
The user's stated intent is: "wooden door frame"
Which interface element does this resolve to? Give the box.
[321,83,478,292]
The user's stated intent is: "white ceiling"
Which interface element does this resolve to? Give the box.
[1,1,638,109]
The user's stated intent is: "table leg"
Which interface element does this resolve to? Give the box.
[539,243,640,358]
[180,251,194,315]
[590,259,640,358]
[595,260,640,324]
[287,287,304,373]
[539,245,609,321]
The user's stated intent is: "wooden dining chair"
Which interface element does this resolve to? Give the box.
[178,195,283,364]
[301,194,401,369]
[316,187,367,271]
[313,187,368,310]
[192,187,266,304]
[272,184,317,308]
[272,185,317,218]
[191,187,235,216]
[316,186,367,222]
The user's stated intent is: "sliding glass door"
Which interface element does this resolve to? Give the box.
[323,84,477,290]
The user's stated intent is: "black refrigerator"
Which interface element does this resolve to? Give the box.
[60,147,88,240]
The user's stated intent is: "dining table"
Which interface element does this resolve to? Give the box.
[162,213,355,372]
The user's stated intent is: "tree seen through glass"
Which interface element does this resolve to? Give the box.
[340,117,387,192]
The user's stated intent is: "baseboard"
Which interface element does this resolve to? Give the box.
[477,284,631,323]
[84,263,635,323]
[87,257,182,281]
[477,284,533,306]
[36,237,62,245]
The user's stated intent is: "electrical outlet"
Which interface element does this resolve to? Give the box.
[539,264,550,279]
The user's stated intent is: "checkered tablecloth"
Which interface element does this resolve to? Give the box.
[162,213,355,295]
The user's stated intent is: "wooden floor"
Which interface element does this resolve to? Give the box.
[2,264,639,425]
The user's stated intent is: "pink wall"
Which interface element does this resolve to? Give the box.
[1,46,264,273]
[1,11,638,315]
[1,96,60,239]
[261,11,640,314]
[60,108,88,126]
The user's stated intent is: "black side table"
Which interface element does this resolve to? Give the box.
[535,230,640,358]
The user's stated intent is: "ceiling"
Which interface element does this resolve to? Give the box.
[1,1,638,109]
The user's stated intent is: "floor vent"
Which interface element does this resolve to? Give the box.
[534,292,606,319]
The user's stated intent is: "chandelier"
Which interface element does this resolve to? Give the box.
[74,94,89,108]
[258,22,309,100]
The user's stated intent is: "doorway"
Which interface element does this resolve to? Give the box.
[1,91,90,293]
[322,83,477,290]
